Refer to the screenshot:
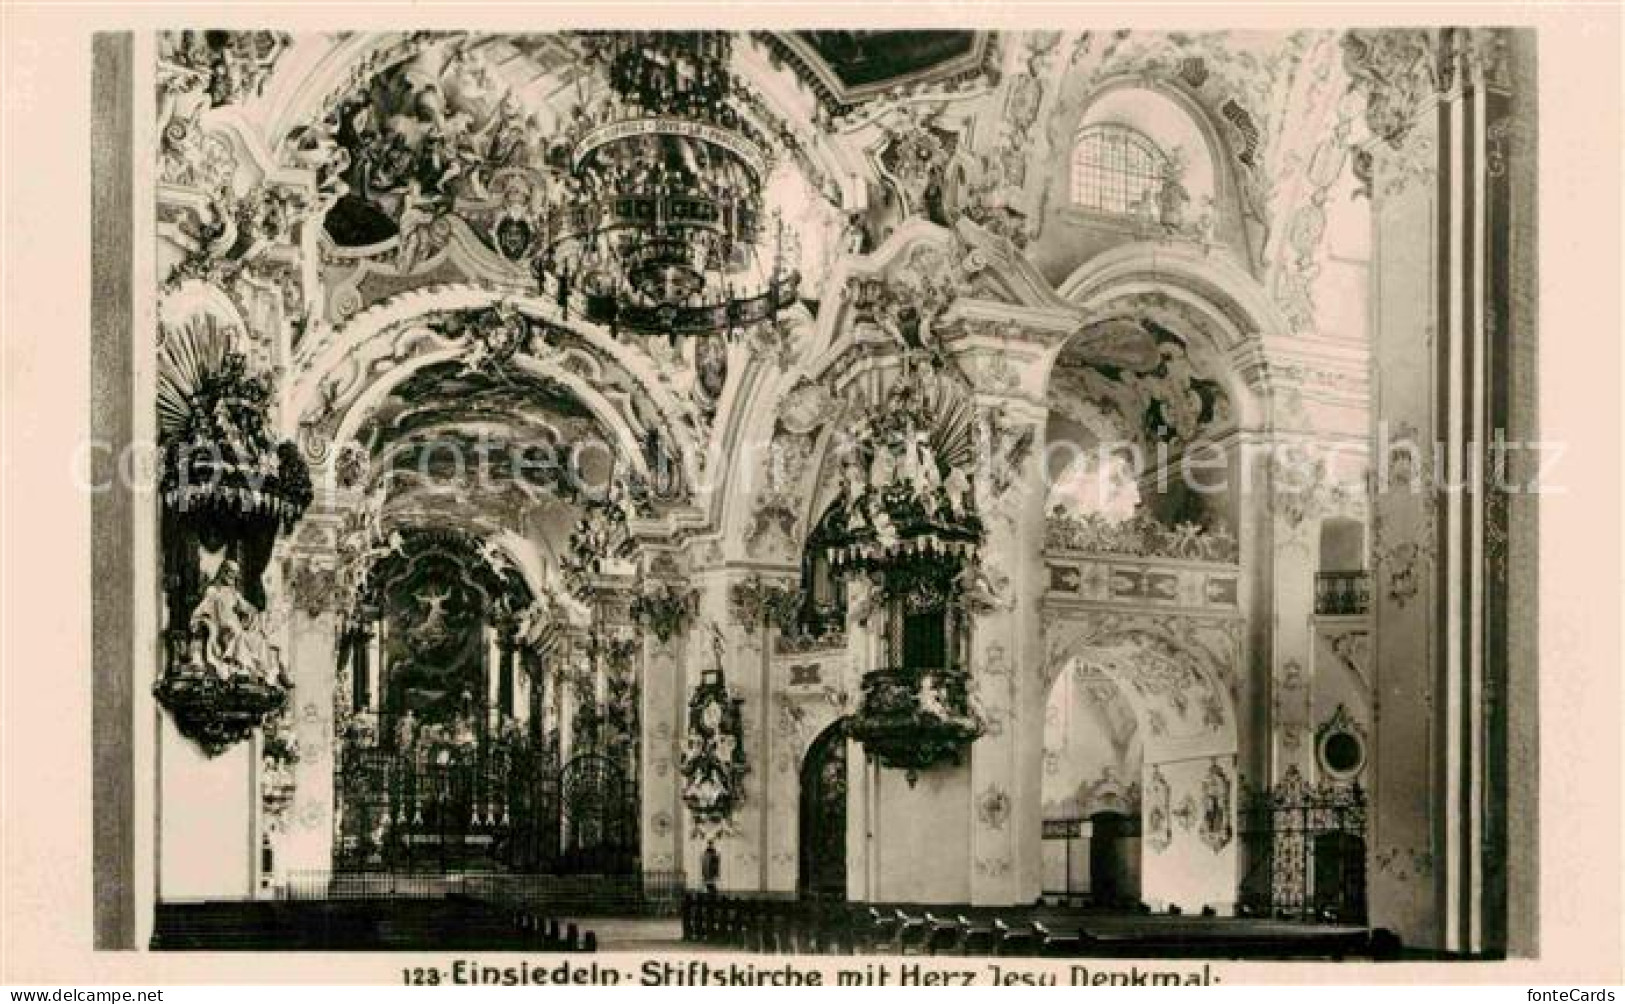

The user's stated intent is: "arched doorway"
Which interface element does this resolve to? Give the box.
[1040,665,1143,906]
[559,753,637,874]
[798,721,848,900]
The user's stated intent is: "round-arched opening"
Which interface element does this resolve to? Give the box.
[1042,308,1244,556]
[798,720,849,901]
[1040,629,1240,914]
[1041,666,1143,907]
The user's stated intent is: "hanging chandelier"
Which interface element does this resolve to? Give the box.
[536,33,800,340]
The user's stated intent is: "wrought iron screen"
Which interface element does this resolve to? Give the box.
[334,744,635,875]
[1239,769,1367,923]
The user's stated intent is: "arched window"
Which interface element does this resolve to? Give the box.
[1070,124,1171,216]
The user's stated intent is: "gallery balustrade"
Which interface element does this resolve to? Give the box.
[1314,571,1371,616]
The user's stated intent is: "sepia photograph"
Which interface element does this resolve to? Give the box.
[2,4,1621,991]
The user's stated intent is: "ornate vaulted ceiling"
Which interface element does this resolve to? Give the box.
[359,360,618,518]
[157,27,1379,565]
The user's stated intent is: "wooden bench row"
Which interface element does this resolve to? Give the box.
[151,898,599,952]
[680,895,1394,960]
[683,897,1105,957]
[508,911,598,952]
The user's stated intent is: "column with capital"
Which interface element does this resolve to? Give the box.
[625,545,697,885]
[275,508,347,882]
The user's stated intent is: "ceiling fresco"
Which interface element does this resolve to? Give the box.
[355,361,621,527]
[1059,632,1230,747]
[1051,319,1231,447]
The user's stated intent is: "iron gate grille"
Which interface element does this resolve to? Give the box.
[334,746,634,875]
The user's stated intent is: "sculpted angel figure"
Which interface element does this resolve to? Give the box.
[943,465,973,518]
[869,440,897,490]
[394,707,420,753]
[841,454,869,501]
[919,674,954,721]
[957,558,1013,614]
[872,510,899,553]
[913,431,942,495]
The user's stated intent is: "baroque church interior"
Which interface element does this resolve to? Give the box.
[137,27,1535,958]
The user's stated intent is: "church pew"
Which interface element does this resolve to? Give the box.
[1032,920,1089,956]
[957,913,998,955]
[993,917,1038,956]
[924,912,963,955]
[675,893,1389,960]
[862,906,900,954]
[893,909,930,955]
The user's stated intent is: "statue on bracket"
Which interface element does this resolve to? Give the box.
[1145,765,1173,853]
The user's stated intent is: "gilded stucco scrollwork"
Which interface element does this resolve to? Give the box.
[1145,765,1173,853]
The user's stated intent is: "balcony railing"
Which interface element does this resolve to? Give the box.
[1315,571,1371,616]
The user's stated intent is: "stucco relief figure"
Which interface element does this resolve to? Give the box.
[958,558,1013,613]
[190,561,285,685]
[683,762,726,815]
[918,674,952,720]
[395,179,441,274]
[943,465,972,518]
[1157,147,1192,232]
[841,211,870,255]
[1125,343,1205,442]
[695,334,729,402]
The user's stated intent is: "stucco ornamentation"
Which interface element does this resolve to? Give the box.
[1174,794,1197,832]
[977,784,1012,831]
[1146,765,1173,852]
[1199,760,1234,852]
[1341,29,1437,149]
